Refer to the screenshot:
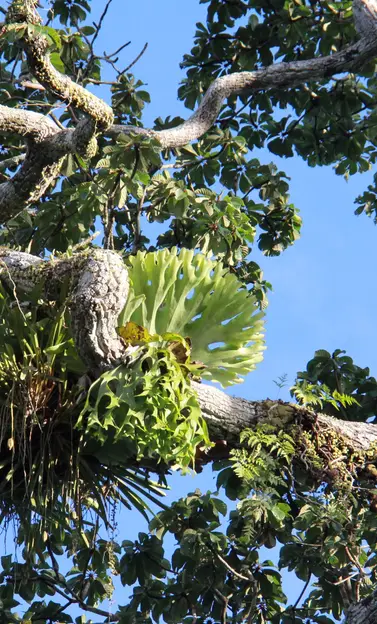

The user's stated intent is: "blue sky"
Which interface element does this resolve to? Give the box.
[8,0,377,617]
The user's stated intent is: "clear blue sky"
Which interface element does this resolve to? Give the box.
[11,0,377,617]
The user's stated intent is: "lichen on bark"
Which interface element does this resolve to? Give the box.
[0,248,130,371]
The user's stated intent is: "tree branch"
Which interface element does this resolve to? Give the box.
[193,381,377,452]
[0,248,133,371]
[110,0,377,148]
[0,0,116,221]
[0,113,97,220]
[1,248,376,465]
[5,0,113,129]
[1,0,377,219]
[344,592,377,624]
[0,153,25,171]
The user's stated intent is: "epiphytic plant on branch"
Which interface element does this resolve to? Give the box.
[1,0,377,622]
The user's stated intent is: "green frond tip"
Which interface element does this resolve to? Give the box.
[119,247,266,387]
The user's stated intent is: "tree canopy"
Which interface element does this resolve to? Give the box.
[1,0,377,622]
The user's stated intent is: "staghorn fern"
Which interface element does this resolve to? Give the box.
[120,247,265,387]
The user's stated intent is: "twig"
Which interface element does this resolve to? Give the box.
[87,79,119,86]
[71,231,101,251]
[130,145,140,180]
[103,172,122,249]
[104,41,132,59]
[50,600,75,618]
[215,551,252,582]
[292,574,311,613]
[80,517,99,594]
[213,587,231,624]
[345,545,365,576]
[332,571,360,586]
[219,96,253,128]
[0,259,27,322]
[68,106,79,124]
[49,111,66,130]
[46,538,60,579]
[91,0,114,49]
[119,42,148,75]
[34,572,120,621]
[131,187,146,254]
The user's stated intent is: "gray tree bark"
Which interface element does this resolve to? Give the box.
[344,593,377,623]
[193,381,377,451]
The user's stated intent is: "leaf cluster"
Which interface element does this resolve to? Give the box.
[78,338,209,471]
[0,279,168,535]
[293,349,377,422]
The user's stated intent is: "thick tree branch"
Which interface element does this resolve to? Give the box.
[0,154,25,171]
[5,0,113,129]
[110,0,377,148]
[0,248,131,370]
[0,0,115,221]
[344,592,377,624]
[0,114,97,220]
[0,104,57,140]
[193,381,377,451]
[1,248,376,461]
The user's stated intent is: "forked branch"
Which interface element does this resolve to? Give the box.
[1,0,377,220]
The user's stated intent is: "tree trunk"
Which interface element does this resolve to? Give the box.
[344,593,377,623]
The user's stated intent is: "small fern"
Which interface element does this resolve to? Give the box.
[231,424,295,491]
[291,381,360,411]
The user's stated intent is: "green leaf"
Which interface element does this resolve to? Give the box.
[50,52,66,74]
[268,138,294,157]
[1,555,11,572]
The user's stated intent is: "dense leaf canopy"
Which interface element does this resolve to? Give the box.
[1,0,377,623]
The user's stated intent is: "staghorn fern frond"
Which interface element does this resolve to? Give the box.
[120,247,265,387]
